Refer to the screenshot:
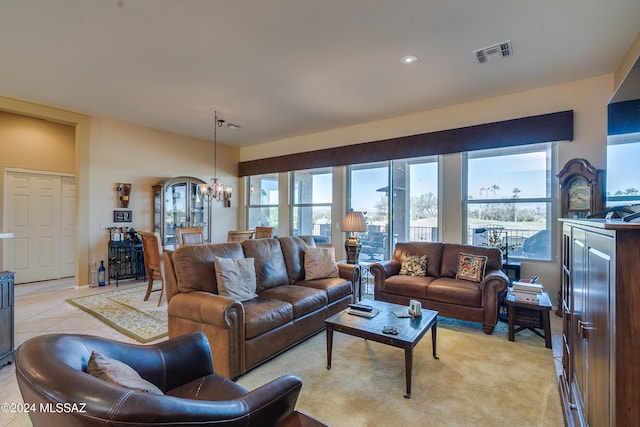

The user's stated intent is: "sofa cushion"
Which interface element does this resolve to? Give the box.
[455,253,488,283]
[295,277,352,303]
[242,239,289,292]
[86,351,163,395]
[260,285,327,318]
[382,275,432,299]
[214,257,258,301]
[242,297,293,339]
[399,255,428,276]
[304,246,339,280]
[427,277,482,307]
[393,242,443,278]
[172,243,244,294]
[279,236,316,284]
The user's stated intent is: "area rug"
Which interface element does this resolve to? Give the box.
[237,318,563,427]
[66,285,167,343]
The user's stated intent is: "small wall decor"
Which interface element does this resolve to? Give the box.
[116,183,131,208]
[113,210,132,223]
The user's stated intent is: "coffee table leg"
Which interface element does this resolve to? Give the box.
[432,321,439,359]
[404,349,412,399]
[326,328,333,369]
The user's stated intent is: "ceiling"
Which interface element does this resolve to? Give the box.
[1,1,639,147]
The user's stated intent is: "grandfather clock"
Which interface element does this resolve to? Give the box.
[556,158,605,317]
[557,158,605,219]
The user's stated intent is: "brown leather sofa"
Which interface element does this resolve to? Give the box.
[164,236,353,379]
[15,331,309,427]
[370,242,509,334]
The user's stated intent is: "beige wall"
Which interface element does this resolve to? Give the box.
[240,74,614,307]
[0,96,240,285]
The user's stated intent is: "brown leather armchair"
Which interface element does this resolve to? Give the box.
[15,331,304,427]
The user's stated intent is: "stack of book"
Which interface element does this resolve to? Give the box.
[510,281,543,303]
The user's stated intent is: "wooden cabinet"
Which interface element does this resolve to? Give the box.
[153,176,209,246]
[0,271,15,369]
[559,219,640,426]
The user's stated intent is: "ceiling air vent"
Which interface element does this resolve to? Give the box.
[473,40,512,64]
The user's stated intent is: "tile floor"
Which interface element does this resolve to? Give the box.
[0,277,564,427]
[0,277,157,427]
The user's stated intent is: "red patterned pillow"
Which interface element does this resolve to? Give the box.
[455,253,488,283]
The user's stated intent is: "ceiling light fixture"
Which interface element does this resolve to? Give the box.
[401,55,418,64]
[200,111,238,207]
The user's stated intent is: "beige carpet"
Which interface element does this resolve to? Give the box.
[66,285,167,343]
[237,318,563,427]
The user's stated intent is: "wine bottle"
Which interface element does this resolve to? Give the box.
[98,260,106,286]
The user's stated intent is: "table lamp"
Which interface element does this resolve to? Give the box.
[342,211,367,264]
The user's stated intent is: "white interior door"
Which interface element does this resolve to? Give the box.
[5,170,75,284]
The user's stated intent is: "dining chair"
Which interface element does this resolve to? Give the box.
[177,227,204,245]
[139,231,166,306]
[227,230,255,242]
[254,226,275,239]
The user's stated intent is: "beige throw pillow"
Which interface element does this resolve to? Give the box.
[304,246,339,280]
[87,350,163,395]
[214,257,258,301]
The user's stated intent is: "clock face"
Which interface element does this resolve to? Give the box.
[568,177,591,211]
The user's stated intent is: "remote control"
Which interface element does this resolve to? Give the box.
[349,303,373,312]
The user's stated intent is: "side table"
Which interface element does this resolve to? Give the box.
[506,290,552,349]
[337,261,372,302]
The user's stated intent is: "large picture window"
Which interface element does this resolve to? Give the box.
[607,133,640,207]
[291,167,332,243]
[246,173,279,235]
[464,143,554,261]
[349,156,438,262]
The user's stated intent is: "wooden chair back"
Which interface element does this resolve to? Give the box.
[139,231,166,306]
[254,226,275,239]
[227,230,255,242]
[177,227,204,245]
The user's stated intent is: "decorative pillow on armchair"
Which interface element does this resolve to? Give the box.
[214,257,258,301]
[304,246,339,280]
[455,252,488,283]
[399,255,428,276]
[87,350,164,395]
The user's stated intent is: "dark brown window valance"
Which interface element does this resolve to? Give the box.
[238,110,573,177]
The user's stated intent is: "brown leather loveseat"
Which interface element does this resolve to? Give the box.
[164,236,353,379]
[370,242,509,334]
[15,331,305,427]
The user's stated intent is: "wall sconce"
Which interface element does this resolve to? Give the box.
[116,183,131,208]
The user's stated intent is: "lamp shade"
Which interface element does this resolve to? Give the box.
[342,211,367,233]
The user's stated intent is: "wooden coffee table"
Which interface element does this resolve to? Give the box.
[325,299,438,398]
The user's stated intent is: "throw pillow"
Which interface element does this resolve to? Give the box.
[214,257,258,301]
[455,252,488,283]
[399,255,428,276]
[87,350,163,395]
[304,246,339,280]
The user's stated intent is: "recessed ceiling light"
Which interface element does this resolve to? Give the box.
[401,55,418,64]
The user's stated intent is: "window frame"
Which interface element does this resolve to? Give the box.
[290,167,333,244]
[462,142,557,262]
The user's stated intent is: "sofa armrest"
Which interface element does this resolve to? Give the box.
[240,374,303,427]
[370,260,401,298]
[168,291,244,329]
[480,269,509,294]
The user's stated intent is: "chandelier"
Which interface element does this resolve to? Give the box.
[200,111,236,207]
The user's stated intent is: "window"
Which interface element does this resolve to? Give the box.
[291,167,332,244]
[464,143,554,261]
[349,157,438,262]
[607,133,640,207]
[246,173,279,235]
